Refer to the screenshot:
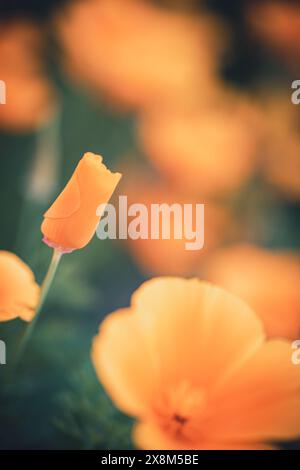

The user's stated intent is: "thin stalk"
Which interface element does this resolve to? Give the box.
[13,249,62,369]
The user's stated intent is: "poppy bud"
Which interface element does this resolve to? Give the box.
[41,152,121,252]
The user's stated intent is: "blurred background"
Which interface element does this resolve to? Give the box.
[0,0,300,449]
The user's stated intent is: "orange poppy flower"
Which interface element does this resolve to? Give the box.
[139,93,262,196]
[0,251,40,322]
[0,20,56,131]
[203,245,300,340]
[57,0,223,110]
[261,95,300,201]
[92,277,300,449]
[41,152,121,252]
[122,171,233,276]
[248,1,300,70]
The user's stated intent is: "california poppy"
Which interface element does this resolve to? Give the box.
[122,171,233,276]
[260,95,300,201]
[0,20,56,131]
[57,0,223,110]
[0,251,39,322]
[139,92,262,196]
[203,244,300,340]
[92,277,300,449]
[41,152,121,253]
[248,1,300,71]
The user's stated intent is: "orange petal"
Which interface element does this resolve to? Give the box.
[131,278,265,390]
[205,340,300,442]
[0,251,40,322]
[92,308,158,418]
[44,174,81,219]
[203,244,300,339]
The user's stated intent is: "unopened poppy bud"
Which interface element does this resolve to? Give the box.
[41,152,121,252]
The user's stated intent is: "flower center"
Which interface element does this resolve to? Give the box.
[153,381,206,443]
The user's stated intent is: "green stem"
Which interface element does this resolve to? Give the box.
[13,249,62,369]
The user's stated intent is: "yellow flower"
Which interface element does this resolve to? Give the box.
[92,277,300,449]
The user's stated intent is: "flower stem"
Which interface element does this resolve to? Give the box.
[13,249,62,369]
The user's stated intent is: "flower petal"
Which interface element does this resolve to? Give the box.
[132,278,265,391]
[92,308,158,417]
[205,340,300,441]
[44,173,81,219]
[0,251,39,322]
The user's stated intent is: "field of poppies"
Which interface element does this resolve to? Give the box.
[0,0,300,451]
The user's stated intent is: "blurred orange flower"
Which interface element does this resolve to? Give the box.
[203,244,300,340]
[57,0,223,110]
[139,93,262,196]
[41,152,121,252]
[0,20,56,131]
[248,1,300,70]
[0,251,39,322]
[92,277,300,449]
[122,171,233,275]
[261,95,300,201]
